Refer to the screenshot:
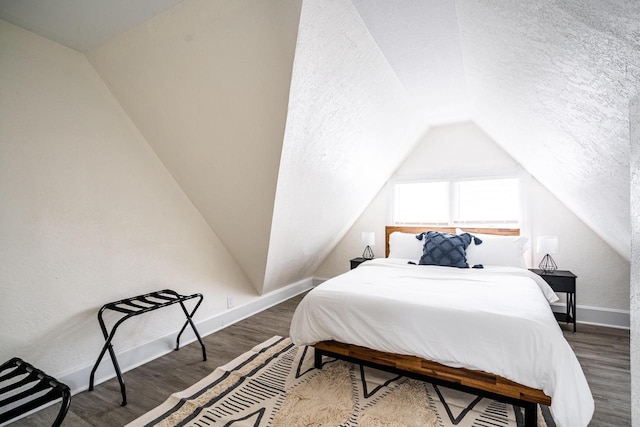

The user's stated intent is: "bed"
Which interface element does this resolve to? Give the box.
[290,226,593,427]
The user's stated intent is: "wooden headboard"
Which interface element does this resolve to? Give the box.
[385,226,520,257]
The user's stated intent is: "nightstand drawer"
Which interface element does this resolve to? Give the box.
[543,275,575,293]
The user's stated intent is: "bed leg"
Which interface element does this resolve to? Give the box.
[523,402,537,427]
[314,348,323,369]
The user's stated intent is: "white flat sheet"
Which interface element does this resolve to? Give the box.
[290,258,593,427]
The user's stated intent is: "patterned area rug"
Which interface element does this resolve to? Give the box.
[128,337,555,427]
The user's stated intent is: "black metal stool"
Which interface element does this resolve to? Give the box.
[0,358,71,427]
[88,289,206,406]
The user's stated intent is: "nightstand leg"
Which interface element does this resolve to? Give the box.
[566,292,576,333]
[572,291,577,333]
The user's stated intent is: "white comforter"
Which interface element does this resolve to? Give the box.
[290,258,593,427]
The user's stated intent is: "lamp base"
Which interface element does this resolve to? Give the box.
[539,254,557,273]
[362,246,374,260]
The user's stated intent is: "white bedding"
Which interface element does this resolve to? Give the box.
[290,258,593,427]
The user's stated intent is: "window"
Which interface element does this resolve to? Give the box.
[394,181,449,224]
[393,177,520,226]
[455,178,519,224]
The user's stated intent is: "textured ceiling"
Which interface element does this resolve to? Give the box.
[1,0,636,292]
[264,0,426,293]
[345,0,638,259]
[455,0,639,259]
[350,0,470,123]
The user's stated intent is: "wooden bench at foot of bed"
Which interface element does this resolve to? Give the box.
[313,340,551,427]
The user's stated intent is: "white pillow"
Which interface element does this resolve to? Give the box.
[457,229,528,268]
[388,232,424,260]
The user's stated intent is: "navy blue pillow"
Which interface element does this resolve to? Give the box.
[417,231,473,268]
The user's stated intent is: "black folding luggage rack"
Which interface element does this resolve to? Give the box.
[0,357,71,427]
[88,289,207,406]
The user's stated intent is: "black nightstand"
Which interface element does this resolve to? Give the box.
[350,257,369,269]
[530,269,577,333]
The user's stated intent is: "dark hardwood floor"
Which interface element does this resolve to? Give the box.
[10,293,630,426]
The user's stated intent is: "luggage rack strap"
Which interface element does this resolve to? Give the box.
[88,289,207,406]
[0,358,71,427]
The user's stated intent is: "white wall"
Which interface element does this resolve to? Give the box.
[316,122,630,319]
[0,20,258,382]
[86,0,302,293]
[630,93,639,424]
[263,0,427,293]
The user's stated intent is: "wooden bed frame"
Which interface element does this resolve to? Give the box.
[384,225,520,257]
[314,226,551,427]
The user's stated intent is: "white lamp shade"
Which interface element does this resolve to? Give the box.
[536,236,558,254]
[361,232,375,246]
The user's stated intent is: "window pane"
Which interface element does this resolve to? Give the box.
[394,182,449,224]
[456,178,519,223]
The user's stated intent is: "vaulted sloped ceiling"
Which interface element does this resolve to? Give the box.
[1,0,637,293]
[84,0,303,293]
[456,0,639,259]
[263,0,428,293]
[0,0,184,51]
[350,0,639,260]
[350,0,470,123]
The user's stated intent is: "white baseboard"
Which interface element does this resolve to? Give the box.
[312,277,328,286]
[551,303,630,329]
[57,277,314,397]
[35,279,631,401]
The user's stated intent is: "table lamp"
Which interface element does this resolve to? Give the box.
[537,236,558,273]
[361,232,375,259]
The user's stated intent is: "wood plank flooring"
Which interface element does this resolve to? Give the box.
[10,293,630,426]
